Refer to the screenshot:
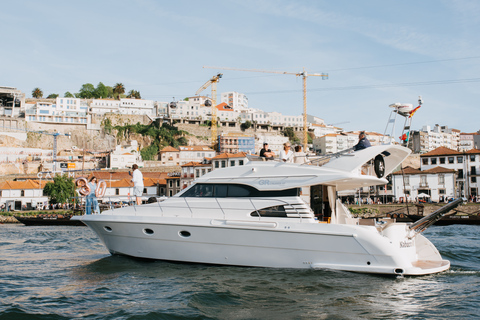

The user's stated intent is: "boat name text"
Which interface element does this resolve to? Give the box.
[258,179,285,186]
[399,240,414,248]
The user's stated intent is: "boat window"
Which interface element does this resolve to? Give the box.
[250,205,287,217]
[181,183,299,198]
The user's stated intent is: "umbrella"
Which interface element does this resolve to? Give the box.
[417,193,430,198]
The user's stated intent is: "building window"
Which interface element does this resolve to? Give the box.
[215,161,219,168]
[239,160,244,166]
[458,156,463,164]
[21,190,25,197]
[221,161,226,168]
[439,189,446,195]
[438,174,445,184]
[470,155,476,162]
[458,169,464,179]
[431,158,437,165]
[143,188,147,193]
[420,175,427,186]
[422,158,428,165]
[472,177,477,183]
[448,157,454,164]
[169,180,173,187]
[230,160,235,166]
[439,157,445,164]
[176,180,180,187]
[472,166,477,175]
[403,176,410,186]
[115,188,120,195]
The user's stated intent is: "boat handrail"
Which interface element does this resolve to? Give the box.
[408,198,463,237]
[304,147,355,166]
[154,196,311,221]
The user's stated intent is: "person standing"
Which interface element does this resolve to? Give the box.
[131,164,144,205]
[279,142,294,163]
[259,142,275,159]
[294,145,307,164]
[353,131,371,151]
[86,176,100,215]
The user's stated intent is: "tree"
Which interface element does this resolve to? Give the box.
[78,83,95,99]
[94,82,109,99]
[241,120,252,131]
[32,87,43,98]
[47,93,59,99]
[64,91,75,98]
[283,127,300,143]
[113,83,125,99]
[127,90,141,99]
[43,175,76,205]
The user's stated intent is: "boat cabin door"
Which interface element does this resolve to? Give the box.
[310,185,331,222]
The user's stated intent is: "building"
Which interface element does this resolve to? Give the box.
[218,134,255,154]
[25,97,88,125]
[180,161,212,189]
[220,91,249,110]
[420,146,480,198]
[411,125,461,153]
[178,146,216,165]
[0,86,25,117]
[0,180,49,210]
[459,132,476,152]
[165,174,181,197]
[392,166,457,202]
[109,140,143,169]
[211,152,248,170]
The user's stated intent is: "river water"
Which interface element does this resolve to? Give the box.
[1,224,479,319]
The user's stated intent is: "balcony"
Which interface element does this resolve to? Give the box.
[419,182,429,188]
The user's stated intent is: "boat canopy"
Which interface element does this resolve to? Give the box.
[188,145,410,192]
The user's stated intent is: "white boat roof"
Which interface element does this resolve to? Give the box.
[191,145,410,191]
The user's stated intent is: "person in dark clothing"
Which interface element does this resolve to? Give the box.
[353,131,371,151]
[260,142,275,159]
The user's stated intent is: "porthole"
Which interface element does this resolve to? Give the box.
[143,228,154,235]
[179,230,191,238]
[104,226,112,232]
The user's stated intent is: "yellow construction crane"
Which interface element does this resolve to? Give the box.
[203,66,328,151]
[196,73,223,146]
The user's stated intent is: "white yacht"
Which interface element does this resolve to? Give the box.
[74,145,459,276]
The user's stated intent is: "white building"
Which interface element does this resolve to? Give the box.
[89,99,120,114]
[392,166,456,203]
[0,180,49,210]
[420,146,480,198]
[25,97,88,125]
[459,132,476,152]
[178,146,216,165]
[109,140,143,169]
[221,91,249,110]
[211,152,248,170]
[411,124,461,153]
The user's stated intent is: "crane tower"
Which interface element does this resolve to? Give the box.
[203,66,328,151]
[196,73,222,146]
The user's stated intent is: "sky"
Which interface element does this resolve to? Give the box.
[2,0,480,134]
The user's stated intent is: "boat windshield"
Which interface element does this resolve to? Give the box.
[180,183,299,198]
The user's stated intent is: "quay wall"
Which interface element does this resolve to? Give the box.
[347,203,480,217]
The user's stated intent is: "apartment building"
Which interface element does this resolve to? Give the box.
[25,97,88,125]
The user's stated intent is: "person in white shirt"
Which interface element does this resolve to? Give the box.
[130,164,144,205]
[279,142,294,163]
[294,145,307,164]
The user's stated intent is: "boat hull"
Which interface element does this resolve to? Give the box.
[78,216,449,276]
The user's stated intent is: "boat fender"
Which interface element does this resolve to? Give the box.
[374,155,385,178]
[95,180,107,198]
[75,177,91,196]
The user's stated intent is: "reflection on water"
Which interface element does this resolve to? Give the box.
[0,224,479,319]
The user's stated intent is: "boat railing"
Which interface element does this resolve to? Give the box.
[151,196,310,221]
[304,147,355,167]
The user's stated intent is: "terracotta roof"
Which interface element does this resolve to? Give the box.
[160,146,179,152]
[211,152,247,159]
[0,180,49,190]
[391,166,422,175]
[181,161,210,167]
[216,102,234,111]
[420,146,462,157]
[465,148,480,154]
[178,146,215,152]
[423,166,456,174]
[392,166,455,175]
